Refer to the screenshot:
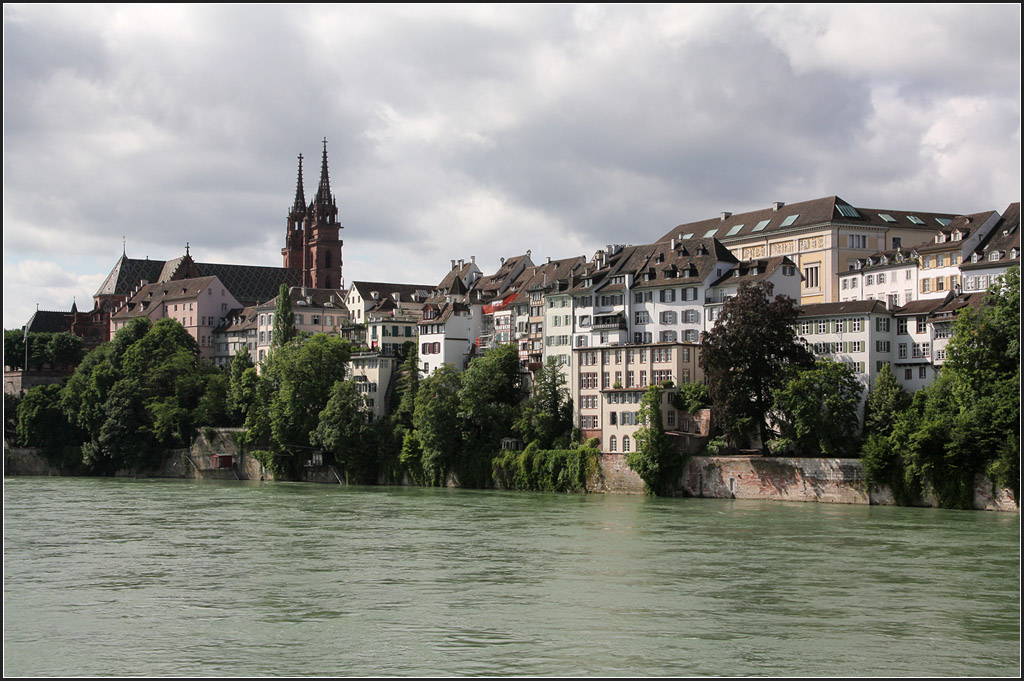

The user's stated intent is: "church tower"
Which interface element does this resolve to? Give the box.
[282,139,344,289]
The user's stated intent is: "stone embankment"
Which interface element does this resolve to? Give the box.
[588,453,1017,511]
[6,431,1017,512]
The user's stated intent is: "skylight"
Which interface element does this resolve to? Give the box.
[907,215,925,225]
[780,214,799,227]
[836,204,861,218]
[726,224,744,236]
[878,213,897,223]
[681,233,694,240]
[704,228,719,238]
[752,219,770,232]
[936,218,952,227]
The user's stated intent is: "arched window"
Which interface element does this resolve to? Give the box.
[609,435,617,452]
[623,435,630,452]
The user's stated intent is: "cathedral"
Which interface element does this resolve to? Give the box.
[281,139,344,289]
[23,140,344,347]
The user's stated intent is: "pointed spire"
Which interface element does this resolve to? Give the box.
[312,137,338,224]
[291,154,306,218]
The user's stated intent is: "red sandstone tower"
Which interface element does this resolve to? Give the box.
[282,139,344,289]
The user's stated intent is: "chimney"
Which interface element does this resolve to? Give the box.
[451,259,457,270]
[471,255,476,264]
[670,238,676,249]
[720,212,732,221]
[772,201,785,211]
[458,259,464,269]
[546,256,551,264]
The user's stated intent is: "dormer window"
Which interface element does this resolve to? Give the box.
[989,251,1001,261]
[936,233,946,243]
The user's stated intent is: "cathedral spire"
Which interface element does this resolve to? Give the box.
[312,137,338,225]
[291,154,306,218]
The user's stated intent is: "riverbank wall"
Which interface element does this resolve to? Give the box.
[7,437,1017,512]
[588,453,1017,511]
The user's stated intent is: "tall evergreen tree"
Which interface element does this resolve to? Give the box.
[272,283,296,348]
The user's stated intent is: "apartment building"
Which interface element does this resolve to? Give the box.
[657,196,960,305]
[110,275,242,361]
[573,341,704,454]
[348,351,399,420]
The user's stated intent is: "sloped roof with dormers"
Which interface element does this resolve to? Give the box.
[657,196,962,245]
[95,253,301,306]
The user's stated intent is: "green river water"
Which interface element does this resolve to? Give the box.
[3,477,1020,676]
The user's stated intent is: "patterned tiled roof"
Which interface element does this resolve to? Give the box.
[94,254,301,306]
[657,196,962,244]
[25,310,74,333]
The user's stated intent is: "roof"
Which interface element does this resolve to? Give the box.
[962,202,1020,270]
[25,310,75,333]
[111,275,220,320]
[709,256,796,288]
[928,292,990,322]
[912,211,1000,255]
[94,253,301,306]
[893,298,950,316]
[657,196,962,245]
[797,300,889,317]
[350,281,432,305]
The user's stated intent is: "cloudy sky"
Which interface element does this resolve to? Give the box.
[3,4,1020,329]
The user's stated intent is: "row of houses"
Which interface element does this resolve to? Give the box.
[18,187,1019,452]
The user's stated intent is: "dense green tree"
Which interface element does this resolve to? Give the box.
[392,342,421,429]
[4,329,26,370]
[862,362,911,437]
[457,344,523,485]
[255,333,352,468]
[272,284,296,348]
[411,363,464,485]
[700,281,814,449]
[516,357,573,449]
[227,346,257,425]
[16,384,82,466]
[312,379,372,481]
[627,385,677,495]
[771,360,863,456]
[46,332,85,370]
[863,268,1020,508]
[674,382,710,415]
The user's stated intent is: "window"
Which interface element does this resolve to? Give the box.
[898,343,907,359]
[660,311,677,325]
[919,367,927,379]
[892,237,902,249]
[898,319,908,335]
[904,368,912,380]
[875,317,890,333]
[622,436,631,453]
[659,289,676,303]
[916,317,927,334]
[608,436,617,452]
[804,265,820,290]
[635,311,650,325]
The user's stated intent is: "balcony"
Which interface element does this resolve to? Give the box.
[592,314,627,331]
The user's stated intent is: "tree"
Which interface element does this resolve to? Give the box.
[515,357,573,449]
[411,363,463,485]
[227,346,257,425]
[457,344,522,486]
[311,379,372,481]
[46,332,85,370]
[272,284,296,348]
[255,333,352,469]
[862,362,911,437]
[627,385,676,495]
[771,360,863,456]
[700,281,814,449]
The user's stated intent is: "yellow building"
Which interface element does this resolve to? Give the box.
[657,196,961,304]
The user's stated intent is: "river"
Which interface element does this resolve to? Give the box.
[3,477,1019,676]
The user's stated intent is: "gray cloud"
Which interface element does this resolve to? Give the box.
[3,4,1019,328]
